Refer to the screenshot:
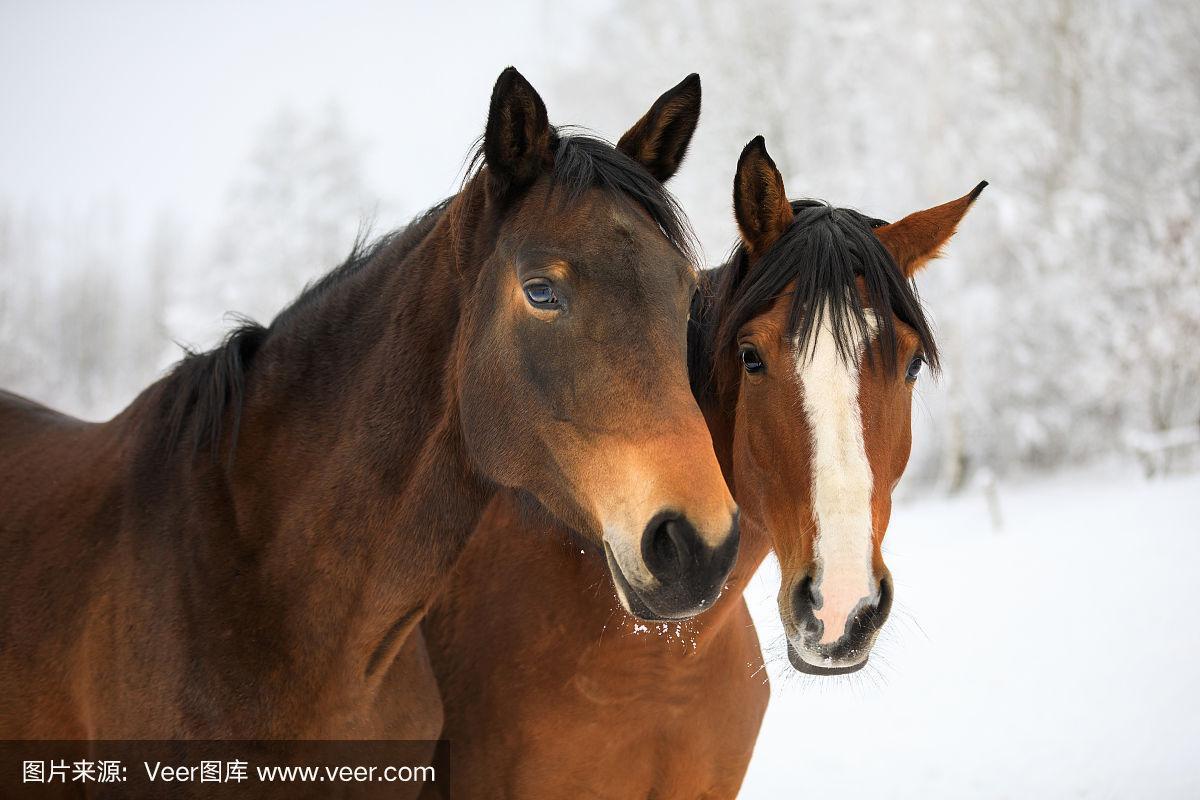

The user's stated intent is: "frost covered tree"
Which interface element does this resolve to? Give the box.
[0,205,151,418]
[1,106,380,420]
[177,104,379,349]
[0,206,44,400]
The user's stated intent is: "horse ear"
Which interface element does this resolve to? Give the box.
[617,73,702,183]
[484,67,553,196]
[875,181,988,277]
[733,136,794,258]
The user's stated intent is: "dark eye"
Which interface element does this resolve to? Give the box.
[740,346,765,374]
[906,355,924,382]
[523,280,559,308]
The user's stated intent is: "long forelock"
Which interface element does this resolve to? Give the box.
[712,200,939,376]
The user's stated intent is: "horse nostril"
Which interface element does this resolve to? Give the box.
[630,512,739,619]
[793,576,818,615]
[791,575,825,641]
[873,572,894,623]
[642,513,692,581]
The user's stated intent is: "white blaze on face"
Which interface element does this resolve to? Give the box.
[795,301,878,646]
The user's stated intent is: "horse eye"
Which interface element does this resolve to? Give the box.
[523,280,559,308]
[740,346,765,374]
[906,355,924,382]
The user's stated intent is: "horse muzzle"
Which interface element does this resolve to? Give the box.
[603,511,739,620]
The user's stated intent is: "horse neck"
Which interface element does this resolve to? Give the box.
[175,188,496,686]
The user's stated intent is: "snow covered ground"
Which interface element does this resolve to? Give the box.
[739,469,1200,798]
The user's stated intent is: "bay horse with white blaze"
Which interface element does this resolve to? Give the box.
[0,69,738,741]
[422,136,985,797]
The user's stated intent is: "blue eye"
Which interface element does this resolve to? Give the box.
[524,280,559,308]
[740,346,765,374]
[906,355,924,382]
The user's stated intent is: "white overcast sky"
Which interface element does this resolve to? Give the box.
[0,0,611,238]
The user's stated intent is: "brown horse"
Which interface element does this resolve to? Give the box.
[423,136,985,797]
[0,69,739,741]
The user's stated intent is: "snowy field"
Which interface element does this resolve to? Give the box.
[739,469,1200,798]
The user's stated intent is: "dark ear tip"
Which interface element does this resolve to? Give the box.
[738,135,769,166]
[677,73,702,106]
[968,180,989,202]
[493,66,531,94]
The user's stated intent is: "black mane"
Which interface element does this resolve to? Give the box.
[692,199,938,400]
